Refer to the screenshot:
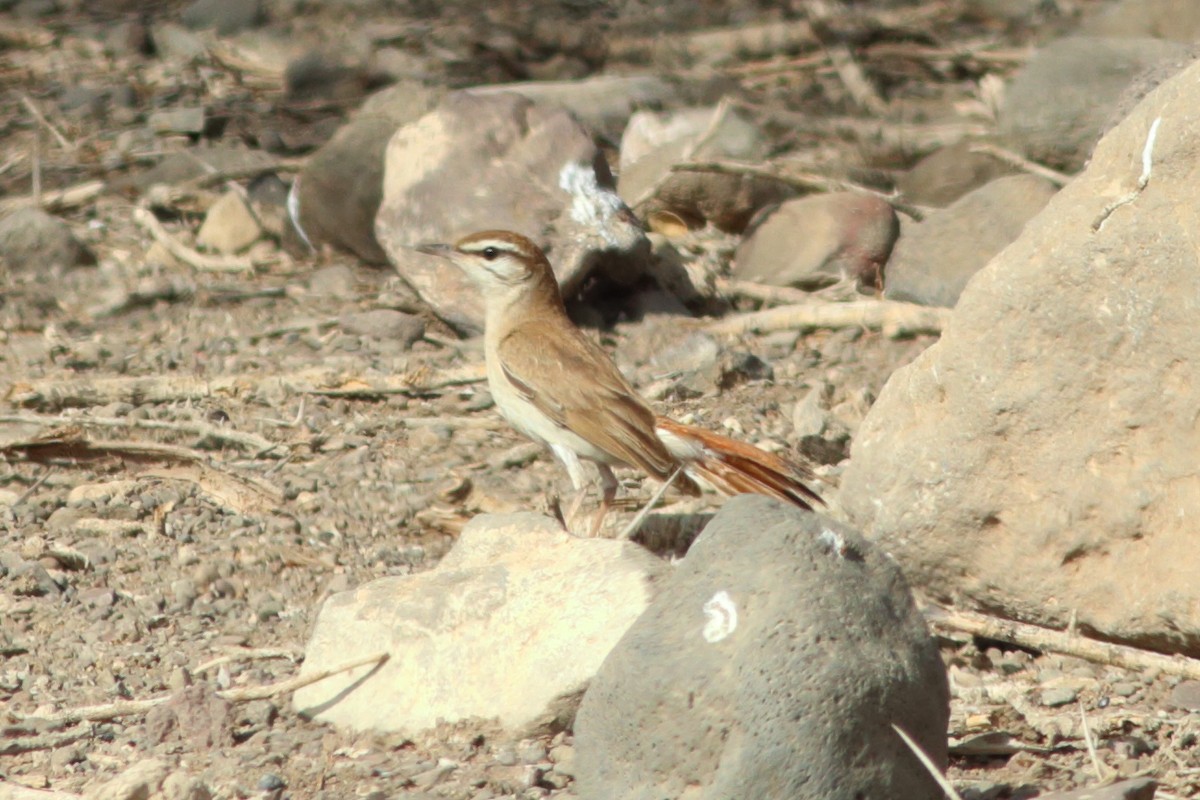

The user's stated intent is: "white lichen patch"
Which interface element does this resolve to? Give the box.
[702,590,738,643]
[558,161,626,246]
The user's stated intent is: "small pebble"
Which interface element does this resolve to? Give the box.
[256,773,285,792]
[1168,679,1200,710]
[1040,686,1078,707]
[516,740,547,765]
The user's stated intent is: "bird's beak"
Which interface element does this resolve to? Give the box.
[415,242,452,257]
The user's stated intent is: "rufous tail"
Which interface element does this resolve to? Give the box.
[654,417,823,510]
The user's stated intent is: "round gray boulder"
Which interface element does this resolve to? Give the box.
[573,495,949,800]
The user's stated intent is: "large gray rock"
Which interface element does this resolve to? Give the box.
[294,513,665,737]
[843,59,1200,654]
[734,192,899,290]
[999,36,1187,171]
[375,92,648,333]
[1082,0,1200,42]
[0,207,91,272]
[885,175,1057,307]
[574,496,949,800]
[290,81,444,264]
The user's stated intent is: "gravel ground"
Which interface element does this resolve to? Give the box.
[3,1,1198,798]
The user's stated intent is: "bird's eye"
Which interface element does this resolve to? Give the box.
[481,247,499,260]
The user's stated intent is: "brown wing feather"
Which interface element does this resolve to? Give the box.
[496,320,677,479]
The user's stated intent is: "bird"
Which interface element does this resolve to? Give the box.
[417,230,822,535]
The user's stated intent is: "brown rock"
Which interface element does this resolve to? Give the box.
[141,685,234,749]
[374,91,647,333]
[734,192,899,290]
[897,140,1018,208]
[196,191,261,254]
[1168,679,1200,710]
[338,309,424,348]
[619,105,794,233]
[842,58,1200,655]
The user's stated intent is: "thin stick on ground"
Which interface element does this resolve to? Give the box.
[179,158,303,191]
[618,466,682,541]
[20,92,74,151]
[716,277,813,306]
[968,143,1072,187]
[0,179,104,214]
[671,160,928,221]
[927,606,1200,680]
[0,412,281,455]
[219,651,389,702]
[16,652,389,727]
[706,299,950,339]
[194,647,302,674]
[892,724,964,800]
[133,205,259,274]
[0,726,95,756]
[5,363,487,411]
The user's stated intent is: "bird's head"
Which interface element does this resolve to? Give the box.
[417,230,562,314]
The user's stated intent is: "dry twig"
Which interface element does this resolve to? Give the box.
[740,103,990,154]
[5,364,486,411]
[0,726,95,756]
[0,412,280,455]
[16,652,388,727]
[194,647,301,674]
[928,606,1200,680]
[0,179,105,214]
[1,432,219,467]
[707,299,949,338]
[672,160,927,220]
[968,143,1072,187]
[19,93,74,152]
[133,206,258,274]
[716,277,814,306]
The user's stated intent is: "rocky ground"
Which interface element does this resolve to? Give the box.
[1,0,1199,798]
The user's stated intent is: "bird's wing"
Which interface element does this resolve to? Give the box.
[496,320,677,478]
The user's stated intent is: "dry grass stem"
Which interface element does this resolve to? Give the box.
[892,723,964,800]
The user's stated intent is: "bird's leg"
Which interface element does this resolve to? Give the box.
[551,443,593,536]
[587,464,620,538]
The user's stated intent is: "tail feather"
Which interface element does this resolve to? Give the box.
[654,417,823,510]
